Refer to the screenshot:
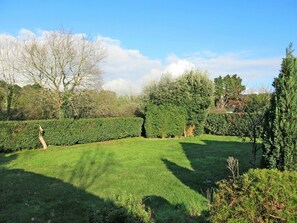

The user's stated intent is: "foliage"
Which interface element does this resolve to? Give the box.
[243,93,271,113]
[262,44,297,170]
[142,70,214,135]
[0,83,142,121]
[0,117,143,152]
[90,91,142,118]
[214,74,246,109]
[210,169,297,223]
[0,80,22,120]
[204,113,249,136]
[16,84,57,120]
[205,106,271,167]
[228,92,271,167]
[144,104,187,138]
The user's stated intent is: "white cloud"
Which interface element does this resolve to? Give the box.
[164,56,195,77]
[100,37,165,95]
[188,52,281,88]
[100,39,197,95]
[102,78,139,96]
[100,37,281,95]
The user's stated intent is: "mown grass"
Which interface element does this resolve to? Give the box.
[0,135,257,222]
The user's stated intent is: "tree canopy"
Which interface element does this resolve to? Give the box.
[214,74,246,109]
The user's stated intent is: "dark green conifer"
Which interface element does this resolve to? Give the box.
[262,44,297,170]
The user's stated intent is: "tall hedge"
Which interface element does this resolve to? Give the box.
[142,70,214,135]
[204,113,249,136]
[0,117,143,152]
[144,104,187,138]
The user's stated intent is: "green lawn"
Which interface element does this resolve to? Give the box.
[0,135,257,222]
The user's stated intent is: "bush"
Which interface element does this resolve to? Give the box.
[0,117,143,152]
[210,169,297,223]
[204,113,233,136]
[142,70,214,136]
[144,104,187,138]
[204,113,249,136]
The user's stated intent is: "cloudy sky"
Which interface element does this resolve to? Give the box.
[0,0,296,95]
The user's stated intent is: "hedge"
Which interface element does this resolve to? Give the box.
[210,169,297,222]
[204,113,250,136]
[0,117,144,152]
[144,104,187,138]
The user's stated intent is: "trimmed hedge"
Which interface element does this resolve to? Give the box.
[211,169,297,222]
[0,117,143,152]
[204,113,249,136]
[144,104,187,138]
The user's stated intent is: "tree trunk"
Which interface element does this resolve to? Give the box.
[39,126,47,149]
[184,124,196,137]
[6,86,13,120]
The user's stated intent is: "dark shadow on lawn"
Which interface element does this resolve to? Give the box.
[65,150,117,190]
[143,195,209,223]
[163,140,258,194]
[0,153,142,223]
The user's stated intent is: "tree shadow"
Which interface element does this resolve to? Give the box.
[0,153,145,223]
[162,140,256,194]
[62,150,117,190]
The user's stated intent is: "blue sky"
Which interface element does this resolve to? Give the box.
[0,0,296,94]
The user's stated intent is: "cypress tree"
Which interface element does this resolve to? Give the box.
[262,44,297,170]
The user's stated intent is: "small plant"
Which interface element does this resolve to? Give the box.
[206,187,214,211]
[226,156,239,181]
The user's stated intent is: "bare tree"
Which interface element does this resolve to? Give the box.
[21,30,105,118]
[227,156,239,181]
[0,35,21,120]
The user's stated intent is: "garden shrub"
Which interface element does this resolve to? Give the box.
[0,117,143,152]
[144,104,187,138]
[204,113,249,136]
[210,169,297,223]
[142,70,214,136]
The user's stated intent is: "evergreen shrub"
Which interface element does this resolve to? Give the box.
[204,113,249,136]
[211,169,297,223]
[144,104,187,138]
[262,45,297,170]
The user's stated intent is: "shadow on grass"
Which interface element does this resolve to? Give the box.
[0,153,143,223]
[163,140,258,194]
[64,150,117,190]
[143,195,209,223]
